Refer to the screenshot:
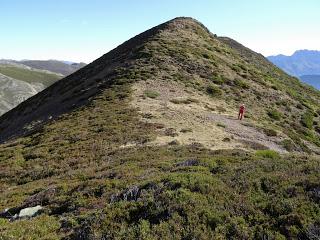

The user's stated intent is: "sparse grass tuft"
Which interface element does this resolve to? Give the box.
[211,74,226,85]
[180,128,193,133]
[170,98,199,104]
[144,90,160,99]
[217,122,226,128]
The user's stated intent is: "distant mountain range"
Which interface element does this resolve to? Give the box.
[268,50,320,89]
[0,60,86,115]
[20,60,86,75]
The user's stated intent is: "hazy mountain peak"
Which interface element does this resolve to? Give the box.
[268,49,320,77]
[293,49,320,56]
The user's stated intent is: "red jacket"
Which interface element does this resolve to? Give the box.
[239,106,245,113]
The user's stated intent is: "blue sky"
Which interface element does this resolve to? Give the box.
[1,0,319,62]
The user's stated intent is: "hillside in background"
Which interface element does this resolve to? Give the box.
[20,60,86,76]
[268,50,320,89]
[268,50,320,76]
[0,18,320,239]
[0,60,86,115]
[0,62,62,116]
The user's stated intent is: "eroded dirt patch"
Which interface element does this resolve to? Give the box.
[131,79,286,152]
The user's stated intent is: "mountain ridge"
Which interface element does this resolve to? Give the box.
[19,60,86,76]
[0,17,193,143]
[1,17,320,239]
[2,16,320,151]
[268,49,320,76]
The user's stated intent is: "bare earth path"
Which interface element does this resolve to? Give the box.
[131,79,287,153]
[207,113,287,153]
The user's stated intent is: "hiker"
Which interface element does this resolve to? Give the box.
[238,104,245,120]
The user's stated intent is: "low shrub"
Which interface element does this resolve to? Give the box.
[206,84,222,97]
[281,139,295,151]
[231,64,242,73]
[301,111,314,129]
[164,128,178,137]
[267,109,282,121]
[234,78,250,89]
[263,128,277,137]
[202,53,210,59]
[255,150,280,159]
[243,140,269,150]
[297,103,304,110]
[211,75,225,85]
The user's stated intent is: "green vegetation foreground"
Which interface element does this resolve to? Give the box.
[0,86,319,240]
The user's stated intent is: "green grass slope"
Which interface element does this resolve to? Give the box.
[0,17,320,239]
[0,65,61,86]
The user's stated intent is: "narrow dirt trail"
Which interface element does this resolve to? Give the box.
[207,113,287,153]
